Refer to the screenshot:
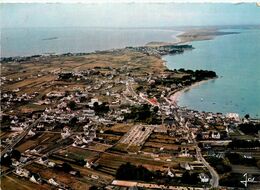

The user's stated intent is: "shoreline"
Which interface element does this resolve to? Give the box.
[2,28,245,116]
[168,78,216,105]
[1,28,238,60]
[146,29,240,47]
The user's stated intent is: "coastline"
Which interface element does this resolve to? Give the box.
[161,28,239,109]
[168,78,216,105]
[146,28,239,47]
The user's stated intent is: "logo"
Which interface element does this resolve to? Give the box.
[240,173,255,188]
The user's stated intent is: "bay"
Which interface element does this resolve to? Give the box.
[1,27,178,57]
[164,29,260,118]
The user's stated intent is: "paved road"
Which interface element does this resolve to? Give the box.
[196,146,219,187]
[167,93,219,187]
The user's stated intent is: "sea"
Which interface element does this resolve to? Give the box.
[164,29,260,118]
[1,27,178,57]
[1,27,259,118]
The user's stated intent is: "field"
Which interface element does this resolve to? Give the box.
[95,151,179,176]
[1,174,52,190]
[25,162,91,190]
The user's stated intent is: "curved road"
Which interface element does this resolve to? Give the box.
[196,146,219,187]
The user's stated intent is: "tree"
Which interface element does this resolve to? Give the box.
[41,95,46,100]
[11,149,21,160]
[196,133,203,141]
[244,114,250,119]
[62,162,73,172]
[1,155,12,166]
[226,153,256,166]
[181,171,199,184]
[89,186,99,190]
[198,142,203,148]
[93,102,109,115]
[153,106,159,114]
[69,117,78,126]
[116,162,153,181]
[1,115,11,125]
[68,101,76,110]
[238,123,260,135]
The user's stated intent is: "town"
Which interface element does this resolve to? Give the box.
[1,45,260,190]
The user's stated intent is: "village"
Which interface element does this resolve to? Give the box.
[1,46,260,190]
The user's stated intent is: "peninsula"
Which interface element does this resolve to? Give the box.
[1,36,259,190]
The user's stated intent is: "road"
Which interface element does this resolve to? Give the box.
[1,117,42,157]
[169,98,220,188]
[196,146,219,187]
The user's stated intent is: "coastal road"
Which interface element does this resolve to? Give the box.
[196,146,219,187]
[1,117,42,157]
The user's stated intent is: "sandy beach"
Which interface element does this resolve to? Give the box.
[169,78,216,105]
[146,28,239,47]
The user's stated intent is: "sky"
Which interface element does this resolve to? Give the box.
[1,3,260,28]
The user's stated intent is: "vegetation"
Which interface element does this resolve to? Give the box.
[68,101,77,110]
[93,102,109,115]
[228,139,260,149]
[116,162,154,181]
[219,173,244,188]
[206,156,232,174]
[124,104,161,124]
[238,123,260,135]
[58,72,73,81]
[181,171,199,185]
[0,149,21,167]
[244,114,250,119]
[226,153,256,166]
[178,69,217,80]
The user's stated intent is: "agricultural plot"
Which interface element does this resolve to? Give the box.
[95,152,178,176]
[56,146,100,162]
[1,173,51,190]
[25,163,90,190]
[119,125,155,147]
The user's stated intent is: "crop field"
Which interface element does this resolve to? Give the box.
[106,124,133,134]
[16,140,37,152]
[96,133,122,144]
[95,152,179,176]
[47,157,114,187]
[56,146,100,161]
[18,103,49,113]
[143,141,195,151]
[1,173,52,190]
[87,142,112,152]
[25,163,90,190]
[15,133,61,154]
[147,132,177,144]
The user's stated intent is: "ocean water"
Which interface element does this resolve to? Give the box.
[1,27,178,57]
[164,29,260,118]
[2,27,259,118]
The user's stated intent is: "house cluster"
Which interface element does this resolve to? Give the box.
[126,44,193,57]
[1,91,38,109]
[72,124,97,147]
[175,108,242,141]
[14,164,69,189]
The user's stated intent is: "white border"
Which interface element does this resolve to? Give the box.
[1,0,259,4]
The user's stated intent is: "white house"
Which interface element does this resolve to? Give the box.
[199,173,210,183]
